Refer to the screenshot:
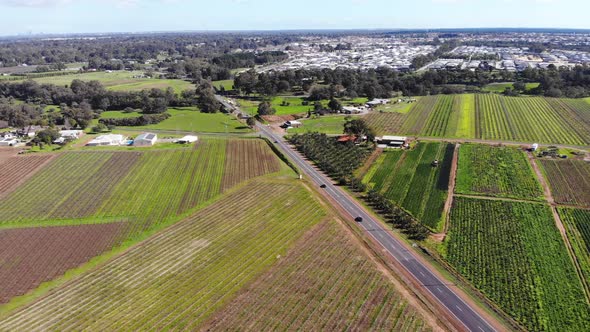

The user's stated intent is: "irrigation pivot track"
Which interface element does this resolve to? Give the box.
[256,122,498,332]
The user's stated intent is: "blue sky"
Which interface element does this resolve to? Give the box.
[0,0,587,35]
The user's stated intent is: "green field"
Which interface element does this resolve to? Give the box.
[212,79,234,91]
[560,208,590,286]
[128,107,251,133]
[361,94,590,145]
[364,142,454,231]
[0,179,327,330]
[238,96,369,116]
[445,197,589,331]
[288,116,348,134]
[19,71,195,94]
[455,144,543,200]
[482,82,540,93]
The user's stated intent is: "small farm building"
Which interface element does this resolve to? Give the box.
[86,134,126,146]
[134,133,158,147]
[59,130,83,139]
[377,135,407,148]
[176,135,199,144]
[366,99,390,107]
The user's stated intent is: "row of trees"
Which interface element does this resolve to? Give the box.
[234,65,590,98]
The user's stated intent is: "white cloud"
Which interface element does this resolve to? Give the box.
[0,0,74,6]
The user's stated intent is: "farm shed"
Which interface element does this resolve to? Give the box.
[134,133,158,147]
[176,135,199,144]
[86,134,126,146]
[377,135,407,148]
[366,99,390,107]
[59,130,83,139]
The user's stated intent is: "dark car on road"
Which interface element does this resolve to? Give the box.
[320,184,327,188]
[355,217,363,222]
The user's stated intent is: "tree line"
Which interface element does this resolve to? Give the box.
[233,65,590,98]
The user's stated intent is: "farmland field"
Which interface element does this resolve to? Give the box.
[0,154,54,197]
[362,94,590,145]
[203,219,439,331]
[130,107,251,133]
[455,144,543,200]
[363,111,406,135]
[364,142,454,231]
[0,179,327,330]
[539,159,590,207]
[0,138,281,229]
[288,115,348,134]
[0,223,125,304]
[22,71,195,94]
[446,197,590,331]
[221,139,282,191]
[560,208,590,285]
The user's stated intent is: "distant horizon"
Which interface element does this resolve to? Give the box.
[3,27,590,39]
[0,0,587,37]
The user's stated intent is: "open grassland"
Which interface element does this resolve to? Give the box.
[0,180,326,330]
[482,82,540,93]
[239,96,368,116]
[288,115,348,134]
[129,107,251,133]
[0,154,54,197]
[364,142,454,231]
[24,71,194,94]
[203,219,438,331]
[446,197,590,331]
[211,79,234,91]
[539,159,590,207]
[455,144,543,200]
[560,208,590,287]
[0,223,125,304]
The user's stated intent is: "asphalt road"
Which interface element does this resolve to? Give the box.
[257,123,497,332]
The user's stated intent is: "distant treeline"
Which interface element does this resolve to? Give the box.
[234,65,590,98]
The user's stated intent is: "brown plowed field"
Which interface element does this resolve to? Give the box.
[0,154,54,197]
[221,139,281,191]
[539,159,590,207]
[0,222,125,304]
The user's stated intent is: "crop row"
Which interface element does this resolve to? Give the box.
[399,95,439,135]
[560,208,590,289]
[0,154,54,197]
[446,197,590,331]
[290,133,374,180]
[0,152,114,221]
[455,144,543,200]
[0,180,326,330]
[0,222,125,304]
[539,159,590,207]
[474,94,589,145]
[365,142,453,231]
[422,95,458,137]
[362,112,406,136]
[203,220,433,331]
[221,139,281,191]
